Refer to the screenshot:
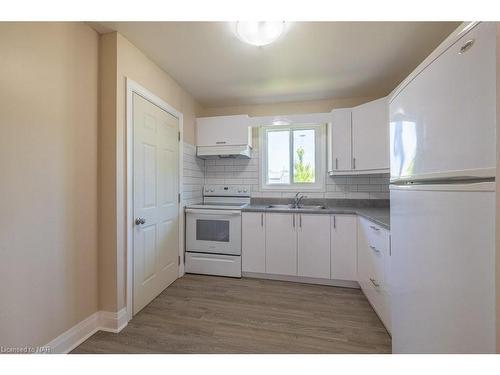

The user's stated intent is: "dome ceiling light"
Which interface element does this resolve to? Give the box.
[234,21,286,47]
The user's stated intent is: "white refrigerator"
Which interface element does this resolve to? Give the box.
[389,22,496,353]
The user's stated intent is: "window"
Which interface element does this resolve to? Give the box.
[261,124,325,191]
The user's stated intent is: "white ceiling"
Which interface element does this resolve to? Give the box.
[93,22,460,108]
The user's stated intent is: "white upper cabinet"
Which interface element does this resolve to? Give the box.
[265,213,298,276]
[196,115,252,147]
[329,109,352,172]
[328,97,389,175]
[242,212,266,273]
[351,97,389,172]
[331,215,357,281]
[389,22,496,181]
[297,214,331,279]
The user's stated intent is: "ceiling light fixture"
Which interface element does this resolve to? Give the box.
[235,21,285,47]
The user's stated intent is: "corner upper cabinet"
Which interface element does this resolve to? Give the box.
[351,97,389,172]
[196,115,252,147]
[328,108,352,172]
[328,97,389,175]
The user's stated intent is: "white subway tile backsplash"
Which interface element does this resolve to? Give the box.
[182,139,390,201]
[182,143,205,206]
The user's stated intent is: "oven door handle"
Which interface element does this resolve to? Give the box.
[185,209,241,215]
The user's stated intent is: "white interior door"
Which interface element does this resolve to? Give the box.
[133,92,179,315]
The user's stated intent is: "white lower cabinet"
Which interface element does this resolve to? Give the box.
[265,213,298,275]
[357,217,391,332]
[243,212,361,282]
[331,215,357,281]
[242,212,266,273]
[297,214,331,278]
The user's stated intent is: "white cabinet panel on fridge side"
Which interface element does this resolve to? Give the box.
[242,212,266,273]
[297,214,330,279]
[390,184,495,353]
[265,213,297,276]
[389,22,496,181]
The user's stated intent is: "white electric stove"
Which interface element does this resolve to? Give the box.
[185,185,250,277]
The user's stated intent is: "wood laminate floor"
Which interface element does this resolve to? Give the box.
[72,274,391,353]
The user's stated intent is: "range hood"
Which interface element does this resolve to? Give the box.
[196,144,252,159]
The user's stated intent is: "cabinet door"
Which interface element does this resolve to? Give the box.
[266,213,297,276]
[297,214,330,278]
[242,212,266,273]
[330,108,352,171]
[196,115,251,147]
[352,97,389,171]
[331,215,357,281]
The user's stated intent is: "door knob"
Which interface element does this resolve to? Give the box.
[135,218,146,225]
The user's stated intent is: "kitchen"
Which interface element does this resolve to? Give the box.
[181,21,495,354]
[1,5,500,370]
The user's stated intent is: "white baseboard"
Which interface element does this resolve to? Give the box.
[46,308,128,354]
[242,272,360,289]
[99,308,128,333]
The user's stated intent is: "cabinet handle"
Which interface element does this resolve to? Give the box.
[459,39,474,54]
[333,216,336,229]
[369,245,380,253]
[335,158,338,170]
[369,278,380,288]
[261,213,263,227]
[353,157,356,169]
[292,214,295,228]
[215,141,226,144]
[299,214,302,228]
[369,225,380,232]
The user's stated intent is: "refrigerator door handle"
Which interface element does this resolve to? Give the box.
[389,181,495,192]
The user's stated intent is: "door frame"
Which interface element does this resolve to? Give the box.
[126,78,184,322]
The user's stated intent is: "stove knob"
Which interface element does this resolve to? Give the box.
[210,188,214,192]
[243,189,248,193]
[237,189,241,193]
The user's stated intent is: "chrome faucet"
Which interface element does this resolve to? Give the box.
[292,192,307,208]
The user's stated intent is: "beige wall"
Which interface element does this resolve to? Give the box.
[200,96,377,117]
[0,23,99,347]
[99,32,202,312]
[496,22,500,354]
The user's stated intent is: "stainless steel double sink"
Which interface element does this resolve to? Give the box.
[266,204,327,210]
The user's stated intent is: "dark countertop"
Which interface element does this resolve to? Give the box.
[241,205,390,230]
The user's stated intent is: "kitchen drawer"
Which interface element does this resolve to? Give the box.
[359,217,390,254]
[362,274,391,333]
[358,218,385,284]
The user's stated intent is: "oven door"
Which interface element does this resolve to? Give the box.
[185,209,241,255]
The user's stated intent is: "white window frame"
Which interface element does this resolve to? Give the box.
[260,123,326,192]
